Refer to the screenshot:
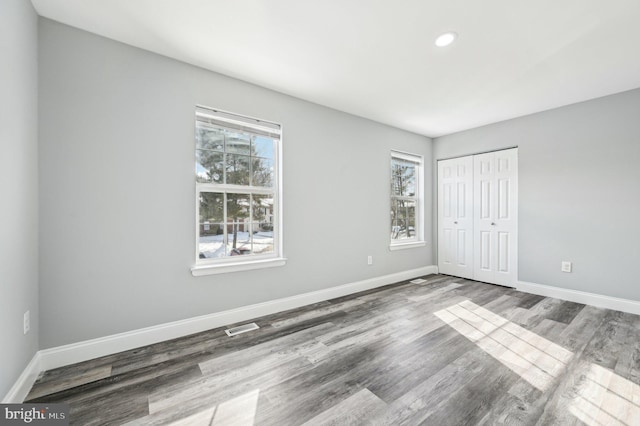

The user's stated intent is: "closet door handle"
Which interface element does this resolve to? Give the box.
[491,222,496,226]
[454,221,458,224]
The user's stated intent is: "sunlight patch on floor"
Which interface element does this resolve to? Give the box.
[168,389,260,426]
[569,363,640,426]
[212,388,260,426]
[435,300,572,391]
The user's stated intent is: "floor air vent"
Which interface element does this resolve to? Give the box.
[225,322,260,337]
[410,278,427,284]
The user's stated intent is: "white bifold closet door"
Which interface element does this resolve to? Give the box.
[473,148,518,286]
[437,156,474,279]
[438,148,518,287]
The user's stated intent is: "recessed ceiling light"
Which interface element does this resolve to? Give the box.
[435,32,457,47]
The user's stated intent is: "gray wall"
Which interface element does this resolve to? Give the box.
[38,19,433,349]
[434,88,640,301]
[0,0,40,398]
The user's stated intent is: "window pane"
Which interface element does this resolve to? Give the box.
[391,159,416,196]
[391,199,400,240]
[253,136,274,159]
[252,222,274,255]
[226,154,250,185]
[226,223,251,256]
[200,221,224,235]
[196,150,224,183]
[199,234,226,259]
[251,156,274,187]
[196,124,225,151]
[406,216,416,238]
[225,132,251,155]
[251,194,274,225]
[226,193,250,221]
[391,199,415,240]
[398,200,416,221]
[199,192,224,223]
[198,193,225,259]
[400,200,416,238]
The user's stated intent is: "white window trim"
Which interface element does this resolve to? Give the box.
[191,257,287,276]
[192,106,285,276]
[390,150,425,249]
[389,241,426,251]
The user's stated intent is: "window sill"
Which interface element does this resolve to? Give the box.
[389,241,426,251]
[191,257,287,276]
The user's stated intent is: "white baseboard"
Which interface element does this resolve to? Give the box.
[517,280,640,316]
[38,265,437,372]
[2,353,42,403]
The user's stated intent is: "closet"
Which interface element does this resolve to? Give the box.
[437,148,518,287]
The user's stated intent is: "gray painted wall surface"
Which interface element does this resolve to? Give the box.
[0,0,40,398]
[38,19,433,349]
[434,88,640,300]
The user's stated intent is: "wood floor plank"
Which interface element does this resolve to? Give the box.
[148,324,334,413]
[479,294,519,315]
[474,314,571,425]
[199,322,335,375]
[544,300,586,325]
[511,297,567,328]
[532,306,611,425]
[513,293,547,310]
[67,387,150,426]
[406,282,464,302]
[614,313,640,383]
[26,364,112,400]
[301,388,387,426]
[143,357,313,424]
[269,298,366,328]
[371,348,489,425]
[419,352,521,426]
[582,310,630,369]
[255,349,377,425]
[476,380,542,426]
[27,362,203,407]
[362,328,476,402]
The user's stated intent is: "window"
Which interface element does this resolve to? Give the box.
[192,106,284,275]
[390,151,425,249]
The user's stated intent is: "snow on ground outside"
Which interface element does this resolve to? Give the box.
[199,231,274,258]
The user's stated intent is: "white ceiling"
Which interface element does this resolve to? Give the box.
[31,0,640,137]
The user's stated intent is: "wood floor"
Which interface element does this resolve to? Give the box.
[25,274,640,425]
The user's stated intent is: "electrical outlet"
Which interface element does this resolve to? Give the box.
[23,310,30,335]
[561,261,572,273]
[367,255,373,265]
